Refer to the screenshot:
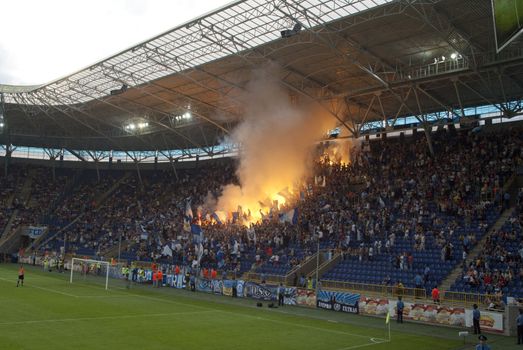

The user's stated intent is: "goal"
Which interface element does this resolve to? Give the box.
[69,258,110,290]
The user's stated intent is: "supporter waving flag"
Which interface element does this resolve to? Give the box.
[185,200,193,220]
[279,208,299,225]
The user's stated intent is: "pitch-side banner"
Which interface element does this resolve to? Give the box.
[389,301,466,327]
[465,309,503,333]
[284,287,297,305]
[358,296,390,316]
[316,289,359,314]
[296,289,316,308]
[244,282,277,301]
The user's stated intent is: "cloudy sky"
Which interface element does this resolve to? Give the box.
[0,0,233,85]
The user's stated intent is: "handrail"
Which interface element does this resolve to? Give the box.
[320,279,502,308]
[321,280,427,299]
[442,291,501,307]
[244,272,287,284]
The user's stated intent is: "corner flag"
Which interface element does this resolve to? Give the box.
[385,311,390,324]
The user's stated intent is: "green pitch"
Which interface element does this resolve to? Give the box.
[493,0,523,48]
[0,264,516,350]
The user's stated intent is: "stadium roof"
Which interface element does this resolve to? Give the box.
[1,0,522,155]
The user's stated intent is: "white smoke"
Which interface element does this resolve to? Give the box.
[211,64,335,217]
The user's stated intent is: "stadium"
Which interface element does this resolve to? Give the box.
[1,0,523,349]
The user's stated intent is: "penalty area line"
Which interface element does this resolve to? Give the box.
[0,277,79,298]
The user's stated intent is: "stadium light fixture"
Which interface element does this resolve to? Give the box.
[450,52,458,60]
[124,117,150,133]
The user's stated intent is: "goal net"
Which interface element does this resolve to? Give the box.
[69,258,111,290]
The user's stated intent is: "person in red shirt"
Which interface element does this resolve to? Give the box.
[211,269,217,280]
[157,270,163,288]
[431,286,440,304]
[202,268,209,279]
[175,265,180,275]
[152,269,157,287]
[17,265,24,287]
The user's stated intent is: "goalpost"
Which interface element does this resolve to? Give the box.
[70,258,110,290]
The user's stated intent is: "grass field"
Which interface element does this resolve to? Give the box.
[0,264,518,350]
[493,0,523,49]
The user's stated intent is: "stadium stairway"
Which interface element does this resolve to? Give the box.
[101,239,132,261]
[307,252,341,281]
[245,250,327,285]
[438,206,516,293]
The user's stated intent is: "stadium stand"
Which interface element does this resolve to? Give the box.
[320,127,521,292]
[450,203,523,299]
[0,125,517,299]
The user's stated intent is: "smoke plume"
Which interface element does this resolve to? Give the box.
[212,64,335,218]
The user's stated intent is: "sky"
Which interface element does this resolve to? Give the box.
[0,0,234,86]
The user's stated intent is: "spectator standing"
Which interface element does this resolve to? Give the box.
[473,304,481,335]
[517,308,523,345]
[396,296,404,324]
[414,274,423,298]
[431,286,440,304]
[278,283,285,306]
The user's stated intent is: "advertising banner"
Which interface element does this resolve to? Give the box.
[389,301,466,327]
[244,282,277,301]
[465,309,503,333]
[173,274,186,289]
[359,296,390,316]
[222,280,234,296]
[236,280,245,298]
[211,280,223,294]
[296,289,316,308]
[316,289,359,314]
[284,287,297,305]
[196,278,213,293]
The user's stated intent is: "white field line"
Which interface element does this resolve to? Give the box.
[113,288,385,343]
[77,295,137,299]
[0,310,217,326]
[0,277,79,298]
[0,271,385,345]
[223,311,380,340]
[105,286,388,344]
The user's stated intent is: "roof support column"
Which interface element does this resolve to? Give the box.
[2,144,14,177]
[87,151,109,182]
[44,148,62,181]
[413,87,434,157]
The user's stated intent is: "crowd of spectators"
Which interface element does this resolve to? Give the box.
[0,165,27,235]
[2,125,523,293]
[453,203,523,299]
[320,126,522,290]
